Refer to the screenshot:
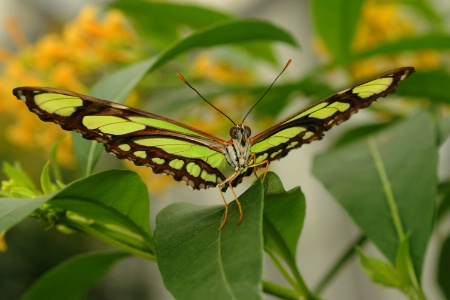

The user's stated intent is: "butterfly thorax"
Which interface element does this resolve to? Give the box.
[225,124,252,170]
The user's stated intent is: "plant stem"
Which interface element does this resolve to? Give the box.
[368,139,404,239]
[266,249,321,300]
[314,234,367,294]
[263,281,298,300]
[266,249,299,293]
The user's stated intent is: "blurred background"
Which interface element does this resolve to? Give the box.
[1,0,449,299]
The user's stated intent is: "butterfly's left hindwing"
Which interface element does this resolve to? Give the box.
[13,87,234,190]
[245,67,415,173]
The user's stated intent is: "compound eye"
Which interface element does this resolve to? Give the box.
[229,127,238,138]
[244,126,251,137]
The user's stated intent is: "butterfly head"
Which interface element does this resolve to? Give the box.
[225,124,252,170]
[230,124,251,146]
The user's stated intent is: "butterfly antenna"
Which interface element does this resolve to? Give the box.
[241,59,292,124]
[177,74,236,126]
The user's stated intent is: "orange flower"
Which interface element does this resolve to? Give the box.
[0,5,141,169]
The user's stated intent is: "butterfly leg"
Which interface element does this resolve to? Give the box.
[217,171,243,230]
[258,159,270,182]
[248,153,260,179]
[248,153,269,181]
[218,189,229,231]
[229,185,244,224]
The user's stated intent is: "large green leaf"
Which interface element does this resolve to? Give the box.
[154,180,264,300]
[262,173,314,298]
[21,251,129,300]
[111,0,233,47]
[0,194,52,232]
[112,1,282,63]
[354,33,450,60]
[310,0,364,65]
[395,69,450,104]
[312,113,437,277]
[49,170,154,259]
[151,19,298,71]
[263,172,305,273]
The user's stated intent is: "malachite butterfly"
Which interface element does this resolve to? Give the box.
[13,63,414,229]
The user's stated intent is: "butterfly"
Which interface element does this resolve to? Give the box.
[13,62,414,229]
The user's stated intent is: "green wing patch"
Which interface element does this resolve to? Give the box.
[13,87,231,190]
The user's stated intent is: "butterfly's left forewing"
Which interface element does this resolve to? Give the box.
[245,67,415,171]
[13,87,235,190]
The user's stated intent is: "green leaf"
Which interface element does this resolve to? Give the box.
[437,233,450,299]
[49,170,154,259]
[310,0,364,65]
[331,122,390,148]
[21,251,130,300]
[154,180,264,300]
[111,0,233,47]
[252,76,335,119]
[40,162,56,194]
[357,248,403,288]
[2,162,40,197]
[72,58,155,176]
[90,58,156,102]
[151,19,299,71]
[354,33,450,60]
[48,136,64,184]
[263,172,313,298]
[0,194,53,232]
[263,172,305,270]
[112,1,281,62]
[395,69,450,104]
[395,235,412,286]
[312,113,437,277]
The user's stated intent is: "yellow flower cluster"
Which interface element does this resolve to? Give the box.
[0,6,140,166]
[351,0,441,78]
[353,1,413,52]
[313,0,442,79]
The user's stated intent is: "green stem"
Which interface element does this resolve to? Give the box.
[266,249,299,294]
[315,234,367,294]
[265,248,320,300]
[367,139,404,239]
[85,142,98,176]
[263,281,298,300]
